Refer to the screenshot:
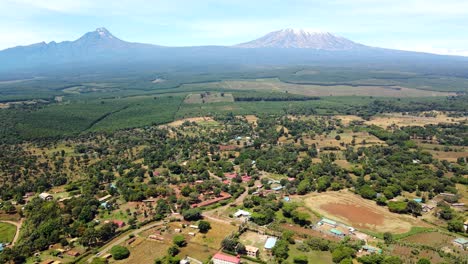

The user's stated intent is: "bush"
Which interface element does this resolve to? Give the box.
[110,245,130,260]
[388,201,408,214]
[198,220,211,233]
[173,235,187,247]
[293,255,308,264]
[182,208,202,221]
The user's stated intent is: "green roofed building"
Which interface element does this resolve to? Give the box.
[453,238,468,249]
[321,218,337,227]
[330,228,344,236]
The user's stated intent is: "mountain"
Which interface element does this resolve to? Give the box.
[235,28,366,50]
[1,27,468,75]
[0,27,162,71]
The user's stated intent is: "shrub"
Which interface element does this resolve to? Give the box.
[110,245,130,260]
[198,220,211,233]
[173,235,187,247]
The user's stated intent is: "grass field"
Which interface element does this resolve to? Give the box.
[286,246,333,264]
[298,190,430,233]
[0,222,16,243]
[183,78,456,97]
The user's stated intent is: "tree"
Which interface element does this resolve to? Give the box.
[293,255,308,264]
[382,256,403,264]
[447,219,464,232]
[182,208,202,221]
[332,246,355,263]
[221,237,238,251]
[110,245,130,260]
[406,200,422,216]
[417,259,431,264]
[359,185,377,199]
[173,235,186,247]
[198,220,211,233]
[272,239,289,260]
[383,232,394,245]
[167,245,179,256]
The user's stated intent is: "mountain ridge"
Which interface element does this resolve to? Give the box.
[1,27,468,74]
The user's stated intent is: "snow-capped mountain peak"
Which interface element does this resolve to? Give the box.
[236,28,365,50]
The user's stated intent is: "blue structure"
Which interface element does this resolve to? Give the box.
[283,196,290,202]
[272,186,283,191]
[413,198,423,203]
[264,237,278,249]
[0,243,4,252]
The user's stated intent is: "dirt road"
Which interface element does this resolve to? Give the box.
[0,220,22,245]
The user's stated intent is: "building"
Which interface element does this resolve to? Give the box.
[234,209,251,218]
[245,245,259,258]
[0,243,3,253]
[39,192,53,201]
[212,252,240,264]
[264,237,278,251]
[453,238,468,249]
[320,218,337,227]
[330,228,345,237]
[362,245,382,254]
[66,250,80,257]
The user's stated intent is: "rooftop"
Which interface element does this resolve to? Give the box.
[265,237,278,249]
[321,218,337,225]
[454,238,468,244]
[245,245,259,252]
[213,252,240,264]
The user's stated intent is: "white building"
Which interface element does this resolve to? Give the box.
[39,192,53,201]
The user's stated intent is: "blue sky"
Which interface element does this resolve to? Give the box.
[1,0,468,55]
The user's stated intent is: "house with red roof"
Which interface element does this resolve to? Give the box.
[212,252,240,264]
[114,220,125,228]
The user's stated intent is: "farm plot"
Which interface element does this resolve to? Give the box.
[402,231,454,248]
[184,92,234,104]
[212,78,455,97]
[299,190,429,233]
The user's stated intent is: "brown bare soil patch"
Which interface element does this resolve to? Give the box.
[164,117,215,127]
[299,190,430,233]
[321,203,384,226]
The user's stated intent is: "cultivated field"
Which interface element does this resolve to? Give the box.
[298,190,430,233]
[184,93,234,104]
[402,231,454,248]
[186,78,456,97]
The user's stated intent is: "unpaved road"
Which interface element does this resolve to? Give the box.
[0,220,22,245]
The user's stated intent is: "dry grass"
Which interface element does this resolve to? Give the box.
[334,115,365,126]
[116,238,170,264]
[365,112,467,128]
[302,130,385,150]
[402,231,454,248]
[298,190,430,233]
[164,117,216,127]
